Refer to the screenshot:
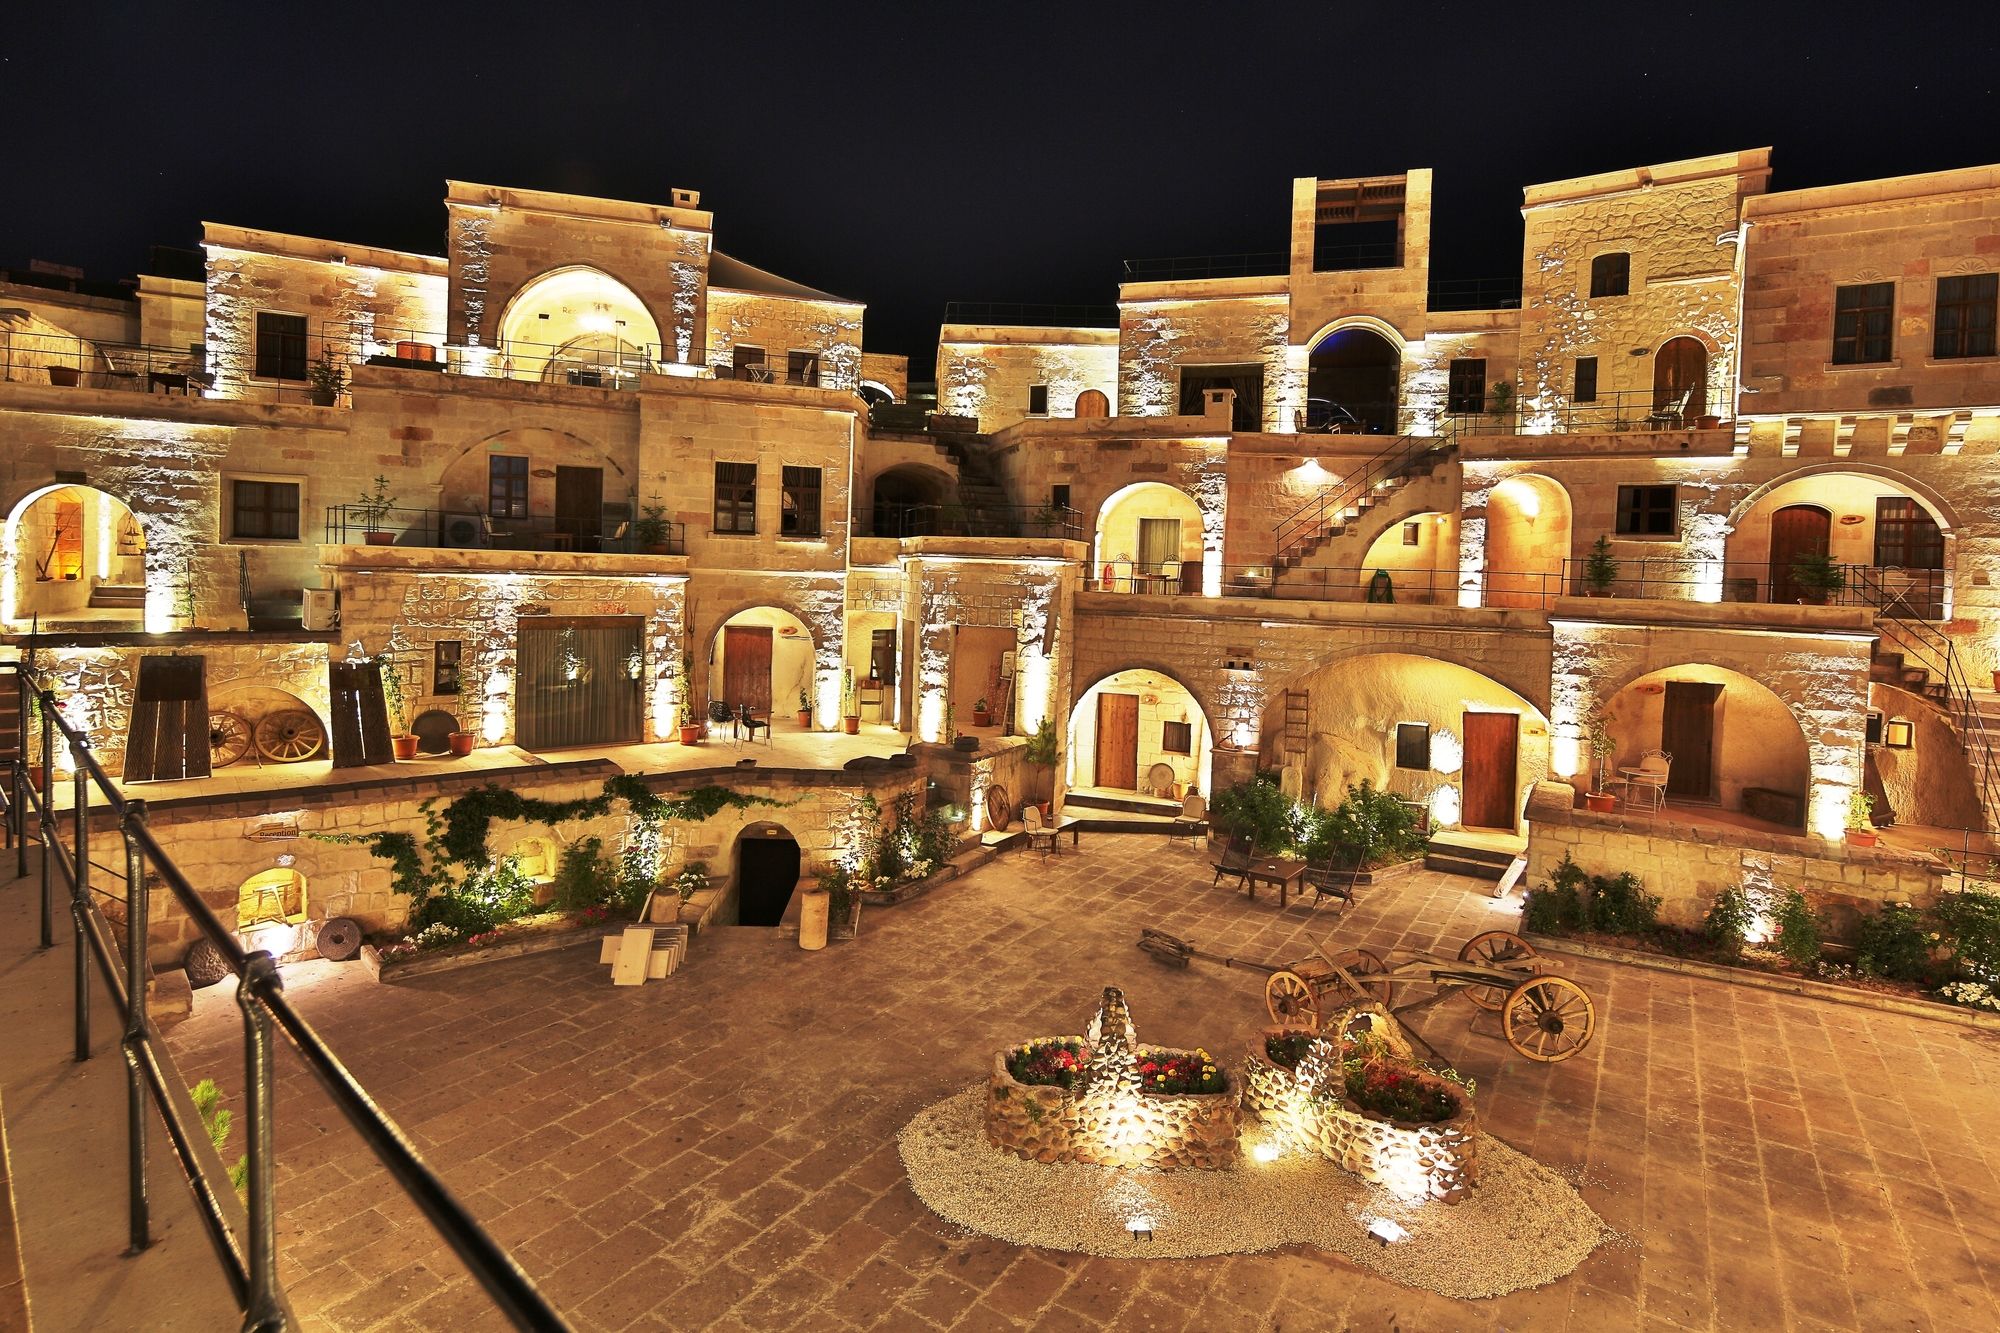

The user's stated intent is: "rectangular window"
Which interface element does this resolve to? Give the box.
[1873,497,1944,569]
[786,350,821,387]
[732,345,769,382]
[1402,521,1421,546]
[714,461,756,533]
[488,455,529,520]
[434,640,462,696]
[1176,364,1262,431]
[1615,484,1677,537]
[1589,253,1630,298]
[1865,711,1883,745]
[1574,355,1599,402]
[1161,721,1193,755]
[1051,484,1071,510]
[1832,281,1895,364]
[1933,273,1998,360]
[253,312,308,381]
[1028,384,1049,415]
[781,465,822,538]
[231,479,301,540]
[1395,722,1430,771]
[1446,358,1486,414]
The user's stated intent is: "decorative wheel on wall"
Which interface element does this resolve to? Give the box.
[208,711,253,768]
[1458,930,1539,1011]
[1503,975,1596,1063]
[984,783,1012,832]
[254,710,326,763]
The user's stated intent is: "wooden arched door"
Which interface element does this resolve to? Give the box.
[1654,337,1708,420]
[1768,504,1831,604]
[1074,388,1110,419]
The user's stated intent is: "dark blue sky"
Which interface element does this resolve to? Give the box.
[8,1,1995,365]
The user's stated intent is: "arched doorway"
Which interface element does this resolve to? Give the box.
[1068,668,1213,798]
[236,865,309,959]
[1307,327,1400,433]
[496,266,663,386]
[1600,665,1810,827]
[1727,471,1950,615]
[1356,511,1454,604]
[870,466,949,538]
[1767,505,1831,605]
[735,824,801,926]
[3,484,147,627]
[711,607,814,723]
[1483,475,1571,608]
[1094,482,1204,593]
[1654,336,1707,421]
[1074,388,1111,419]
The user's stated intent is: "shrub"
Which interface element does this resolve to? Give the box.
[1703,886,1756,959]
[1210,775,1297,852]
[1342,1061,1460,1124]
[1522,852,1587,934]
[1319,780,1428,868]
[1264,1031,1318,1069]
[550,837,618,913]
[1855,902,1932,982]
[1772,889,1824,968]
[1584,870,1660,935]
[1931,885,2000,981]
[1006,1038,1089,1089]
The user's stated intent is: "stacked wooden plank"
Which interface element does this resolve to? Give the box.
[598,924,690,986]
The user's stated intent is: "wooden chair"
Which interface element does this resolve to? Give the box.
[1210,834,1253,890]
[1302,852,1360,912]
[1023,803,1060,856]
[1171,792,1207,850]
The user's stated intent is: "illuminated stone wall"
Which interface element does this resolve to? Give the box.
[1116,289,1291,428]
[902,546,1079,745]
[706,290,865,391]
[858,351,909,402]
[935,326,1119,433]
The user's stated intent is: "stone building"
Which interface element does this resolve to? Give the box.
[4,148,1998,954]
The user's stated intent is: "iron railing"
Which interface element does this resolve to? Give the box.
[865,503,1083,542]
[1121,251,1291,282]
[322,503,685,555]
[3,660,568,1331]
[1557,558,1948,619]
[1273,428,1458,564]
[1426,278,1524,312]
[0,330,316,405]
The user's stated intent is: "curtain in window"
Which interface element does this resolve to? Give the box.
[515,618,643,750]
[1137,518,1182,573]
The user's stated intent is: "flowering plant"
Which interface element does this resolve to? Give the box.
[1938,979,2000,1012]
[909,859,935,880]
[673,862,709,904]
[873,875,893,891]
[1342,1060,1460,1124]
[464,930,504,949]
[1264,1031,1317,1069]
[576,904,613,927]
[1006,1038,1090,1089]
[1135,1047,1225,1095]
[378,921,459,962]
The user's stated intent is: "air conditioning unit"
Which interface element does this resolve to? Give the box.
[301,589,339,631]
[440,512,486,549]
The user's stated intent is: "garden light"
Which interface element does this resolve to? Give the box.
[1366,1216,1408,1246]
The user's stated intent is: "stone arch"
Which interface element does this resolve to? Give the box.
[1725,464,1958,534]
[1724,466,1956,613]
[1068,664,1218,796]
[495,264,665,381]
[1482,473,1573,608]
[1299,314,1409,355]
[868,463,954,537]
[2,483,149,626]
[734,821,802,927]
[1354,508,1455,605]
[434,426,631,527]
[704,601,824,724]
[1273,639,1551,718]
[1304,318,1404,435]
[859,380,898,406]
[1093,481,1207,593]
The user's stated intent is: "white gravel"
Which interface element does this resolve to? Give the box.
[897,1086,1610,1300]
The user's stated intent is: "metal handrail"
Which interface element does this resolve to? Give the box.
[3,661,568,1331]
[865,503,1083,541]
[1272,427,1457,563]
[321,502,686,555]
[941,301,1120,329]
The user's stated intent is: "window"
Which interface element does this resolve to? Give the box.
[1446,359,1486,414]
[1396,722,1430,771]
[1176,364,1262,431]
[1161,721,1193,755]
[1832,281,1895,364]
[231,479,300,540]
[732,345,769,382]
[1051,484,1071,511]
[1873,497,1943,569]
[253,312,308,381]
[1402,521,1421,546]
[1883,717,1915,749]
[786,350,821,387]
[1615,484,1677,537]
[780,465,822,538]
[1589,253,1629,298]
[1574,356,1599,402]
[714,462,756,533]
[434,640,462,695]
[1933,273,1998,360]
[1865,711,1883,745]
[1028,384,1049,415]
[488,455,529,520]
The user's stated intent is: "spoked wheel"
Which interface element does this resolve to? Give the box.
[254,709,326,763]
[1266,969,1321,1029]
[1346,948,1397,1009]
[1503,975,1596,1063]
[1459,930,1540,1011]
[208,711,253,768]
[985,783,1012,832]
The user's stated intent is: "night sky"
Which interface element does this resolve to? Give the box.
[8,2,1996,368]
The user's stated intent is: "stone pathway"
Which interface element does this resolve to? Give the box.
[158,835,2000,1331]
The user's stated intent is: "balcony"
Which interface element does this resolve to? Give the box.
[861,503,1083,542]
[322,504,686,555]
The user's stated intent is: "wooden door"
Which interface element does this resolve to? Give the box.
[1768,504,1831,604]
[1654,336,1707,418]
[723,626,773,715]
[1662,681,1722,799]
[1460,711,1519,830]
[326,659,392,769]
[123,655,211,781]
[1095,692,1140,789]
[554,466,603,543]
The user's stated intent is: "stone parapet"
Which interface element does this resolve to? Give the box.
[982,1049,1242,1171]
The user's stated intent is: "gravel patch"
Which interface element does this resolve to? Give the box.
[898,1085,1609,1300]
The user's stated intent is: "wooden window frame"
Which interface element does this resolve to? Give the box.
[1161,720,1193,755]
[488,455,530,520]
[1589,253,1630,299]
[786,349,821,387]
[1395,722,1430,771]
[1028,384,1050,415]
[227,475,303,542]
[1933,273,1998,360]
[1615,484,1678,538]
[780,465,822,539]
[713,461,757,534]
[1872,497,1943,569]
[1573,355,1599,402]
[1832,281,1895,365]
[253,311,309,381]
[1446,358,1487,414]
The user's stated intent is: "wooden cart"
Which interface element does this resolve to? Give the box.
[1137,926,1595,1063]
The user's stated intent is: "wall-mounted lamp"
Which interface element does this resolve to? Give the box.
[1883,718,1914,749]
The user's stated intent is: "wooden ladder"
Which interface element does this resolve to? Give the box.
[1282,689,1309,762]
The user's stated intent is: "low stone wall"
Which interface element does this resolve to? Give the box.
[983,1049,1242,1170]
[1524,780,1949,937]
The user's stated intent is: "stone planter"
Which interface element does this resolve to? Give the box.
[983,1047,1241,1170]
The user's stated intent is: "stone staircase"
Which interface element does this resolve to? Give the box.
[1273,437,1457,571]
[88,582,146,610]
[1424,833,1521,882]
[1869,647,1950,708]
[1868,636,2000,832]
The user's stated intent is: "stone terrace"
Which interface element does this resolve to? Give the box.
[12,834,2000,1330]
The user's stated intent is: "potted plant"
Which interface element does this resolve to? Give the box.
[1583,536,1618,597]
[1583,711,1618,812]
[1488,380,1514,424]
[821,865,862,940]
[1845,792,1879,847]
[795,685,812,729]
[633,501,673,554]
[307,349,346,407]
[1023,715,1059,818]
[677,651,702,744]
[449,667,480,758]
[841,668,860,735]
[972,696,991,728]
[1790,551,1845,605]
[356,475,397,545]
[382,663,419,761]
[46,361,80,388]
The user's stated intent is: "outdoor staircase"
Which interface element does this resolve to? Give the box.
[87,583,146,610]
[1424,834,1520,882]
[1271,432,1458,572]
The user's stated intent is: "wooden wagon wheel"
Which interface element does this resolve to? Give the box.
[1347,947,1397,1008]
[1266,969,1321,1028]
[984,783,1012,831]
[1503,975,1596,1063]
[208,711,253,768]
[254,709,326,763]
[1459,929,1540,1012]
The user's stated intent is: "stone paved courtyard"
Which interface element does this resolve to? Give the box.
[150,835,2000,1331]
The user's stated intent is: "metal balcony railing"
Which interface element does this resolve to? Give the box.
[1557,558,1948,619]
[864,503,1083,541]
[0,330,325,404]
[322,503,685,555]
[1,660,567,1331]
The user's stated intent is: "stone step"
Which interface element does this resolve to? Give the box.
[87,584,146,608]
[1063,789,1182,817]
[1424,851,1510,881]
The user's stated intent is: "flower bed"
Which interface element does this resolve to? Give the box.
[368,906,617,982]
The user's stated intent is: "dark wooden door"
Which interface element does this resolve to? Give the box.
[1095,692,1140,789]
[1662,681,1722,799]
[723,626,773,715]
[327,659,393,769]
[1768,504,1832,604]
[554,466,603,543]
[1460,711,1519,830]
[1654,336,1708,418]
[123,655,211,781]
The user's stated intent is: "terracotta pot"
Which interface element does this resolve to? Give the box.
[678,724,702,745]
[363,531,394,546]
[308,388,338,407]
[390,734,420,761]
[795,710,812,727]
[1845,828,1879,848]
[1584,792,1617,813]
[47,365,80,387]
[972,708,991,728]
[842,716,860,735]
[643,543,674,555]
[448,732,477,758]
[1696,414,1723,430]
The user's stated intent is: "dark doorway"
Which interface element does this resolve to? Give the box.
[1653,337,1708,420]
[736,829,801,927]
[1176,364,1263,431]
[722,625,773,715]
[515,617,643,750]
[1460,711,1519,831]
[871,468,943,537]
[1306,328,1399,433]
[554,466,603,545]
[1768,504,1832,604]
[1662,681,1723,800]
[1095,692,1139,789]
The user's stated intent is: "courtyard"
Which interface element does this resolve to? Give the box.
[7,832,1990,1330]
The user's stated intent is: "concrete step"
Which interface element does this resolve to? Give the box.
[1424,851,1510,881]
[1063,789,1181,817]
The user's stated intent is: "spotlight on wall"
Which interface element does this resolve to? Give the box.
[1365,1217,1408,1247]
[1127,1216,1155,1242]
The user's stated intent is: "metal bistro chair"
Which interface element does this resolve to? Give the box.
[1210,833,1254,891]
[735,703,771,746]
[1023,802,1061,857]
[1645,390,1692,431]
[1621,749,1672,816]
[1170,792,1208,852]
[1877,568,1925,619]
